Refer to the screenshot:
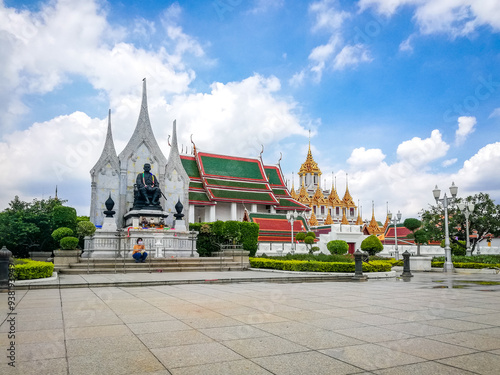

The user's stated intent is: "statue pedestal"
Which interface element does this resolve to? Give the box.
[124,209,169,227]
[127,228,198,258]
[173,219,187,232]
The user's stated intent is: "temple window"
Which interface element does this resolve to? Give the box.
[321,206,324,214]
[313,206,316,214]
[350,208,354,216]
[336,207,339,215]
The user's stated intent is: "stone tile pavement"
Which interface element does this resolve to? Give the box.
[1,271,500,374]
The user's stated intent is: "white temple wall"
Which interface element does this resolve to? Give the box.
[91,163,120,227]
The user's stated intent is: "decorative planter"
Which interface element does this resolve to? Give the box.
[53,249,82,268]
[29,251,53,262]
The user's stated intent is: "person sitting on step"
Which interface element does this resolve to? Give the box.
[132,238,148,263]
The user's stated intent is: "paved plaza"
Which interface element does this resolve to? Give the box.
[1,271,500,374]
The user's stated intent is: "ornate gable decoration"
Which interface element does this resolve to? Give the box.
[327,185,343,207]
[309,211,319,226]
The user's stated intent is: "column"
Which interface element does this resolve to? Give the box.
[189,205,195,223]
[231,203,237,221]
[209,205,216,222]
[251,204,257,213]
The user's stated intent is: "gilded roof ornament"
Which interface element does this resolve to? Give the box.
[324,211,333,225]
[342,174,356,208]
[309,211,319,226]
[341,209,349,225]
[298,143,322,176]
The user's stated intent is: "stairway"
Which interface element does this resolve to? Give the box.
[58,256,247,274]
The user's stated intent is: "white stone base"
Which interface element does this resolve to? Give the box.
[409,256,432,271]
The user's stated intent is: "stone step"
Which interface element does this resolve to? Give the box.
[68,261,243,269]
[58,265,243,274]
[79,257,236,264]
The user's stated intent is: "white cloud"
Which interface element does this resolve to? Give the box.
[333,44,372,70]
[0,0,200,129]
[399,36,414,53]
[457,142,500,194]
[359,0,500,37]
[397,129,450,168]
[442,158,457,167]
[293,0,371,83]
[310,0,350,33]
[347,147,386,170]
[167,74,308,157]
[247,0,285,14]
[489,108,500,118]
[455,116,477,145]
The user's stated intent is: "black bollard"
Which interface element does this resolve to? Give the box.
[0,245,13,289]
[353,249,367,280]
[401,250,413,277]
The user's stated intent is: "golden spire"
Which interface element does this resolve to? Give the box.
[290,172,298,199]
[342,173,356,208]
[355,201,363,225]
[324,210,333,225]
[298,141,322,176]
[367,201,384,234]
[309,211,319,226]
[297,180,310,204]
[311,185,326,205]
[341,209,349,225]
[327,177,342,207]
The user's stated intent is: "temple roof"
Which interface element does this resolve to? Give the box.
[180,152,309,209]
[249,212,309,242]
[327,183,343,207]
[298,144,321,176]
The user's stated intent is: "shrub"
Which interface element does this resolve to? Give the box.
[77,221,96,238]
[311,246,320,253]
[295,232,306,241]
[51,227,74,243]
[440,239,466,256]
[306,231,316,239]
[13,259,54,280]
[431,261,500,269]
[223,220,241,243]
[60,236,79,250]
[327,240,349,255]
[249,258,391,272]
[240,222,259,257]
[361,235,383,255]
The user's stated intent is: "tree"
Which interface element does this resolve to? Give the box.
[420,193,500,254]
[327,240,349,255]
[413,228,430,256]
[295,232,306,241]
[361,235,383,255]
[403,218,421,235]
[0,196,64,256]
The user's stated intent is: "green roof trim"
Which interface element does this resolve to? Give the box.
[272,189,288,196]
[200,155,264,180]
[189,191,210,202]
[190,181,204,189]
[209,188,277,203]
[265,167,283,185]
[181,157,200,178]
[205,178,269,190]
[277,198,307,208]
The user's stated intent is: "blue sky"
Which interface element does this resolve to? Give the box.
[1,0,499,221]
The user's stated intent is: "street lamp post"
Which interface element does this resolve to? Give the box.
[457,202,475,256]
[286,211,298,254]
[388,210,402,260]
[433,182,458,273]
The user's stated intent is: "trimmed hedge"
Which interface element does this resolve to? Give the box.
[189,221,260,256]
[431,261,500,269]
[60,236,79,250]
[13,259,54,280]
[249,258,392,272]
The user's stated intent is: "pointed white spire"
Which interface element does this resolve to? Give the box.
[90,109,119,173]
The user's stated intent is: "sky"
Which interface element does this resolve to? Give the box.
[0,0,499,222]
